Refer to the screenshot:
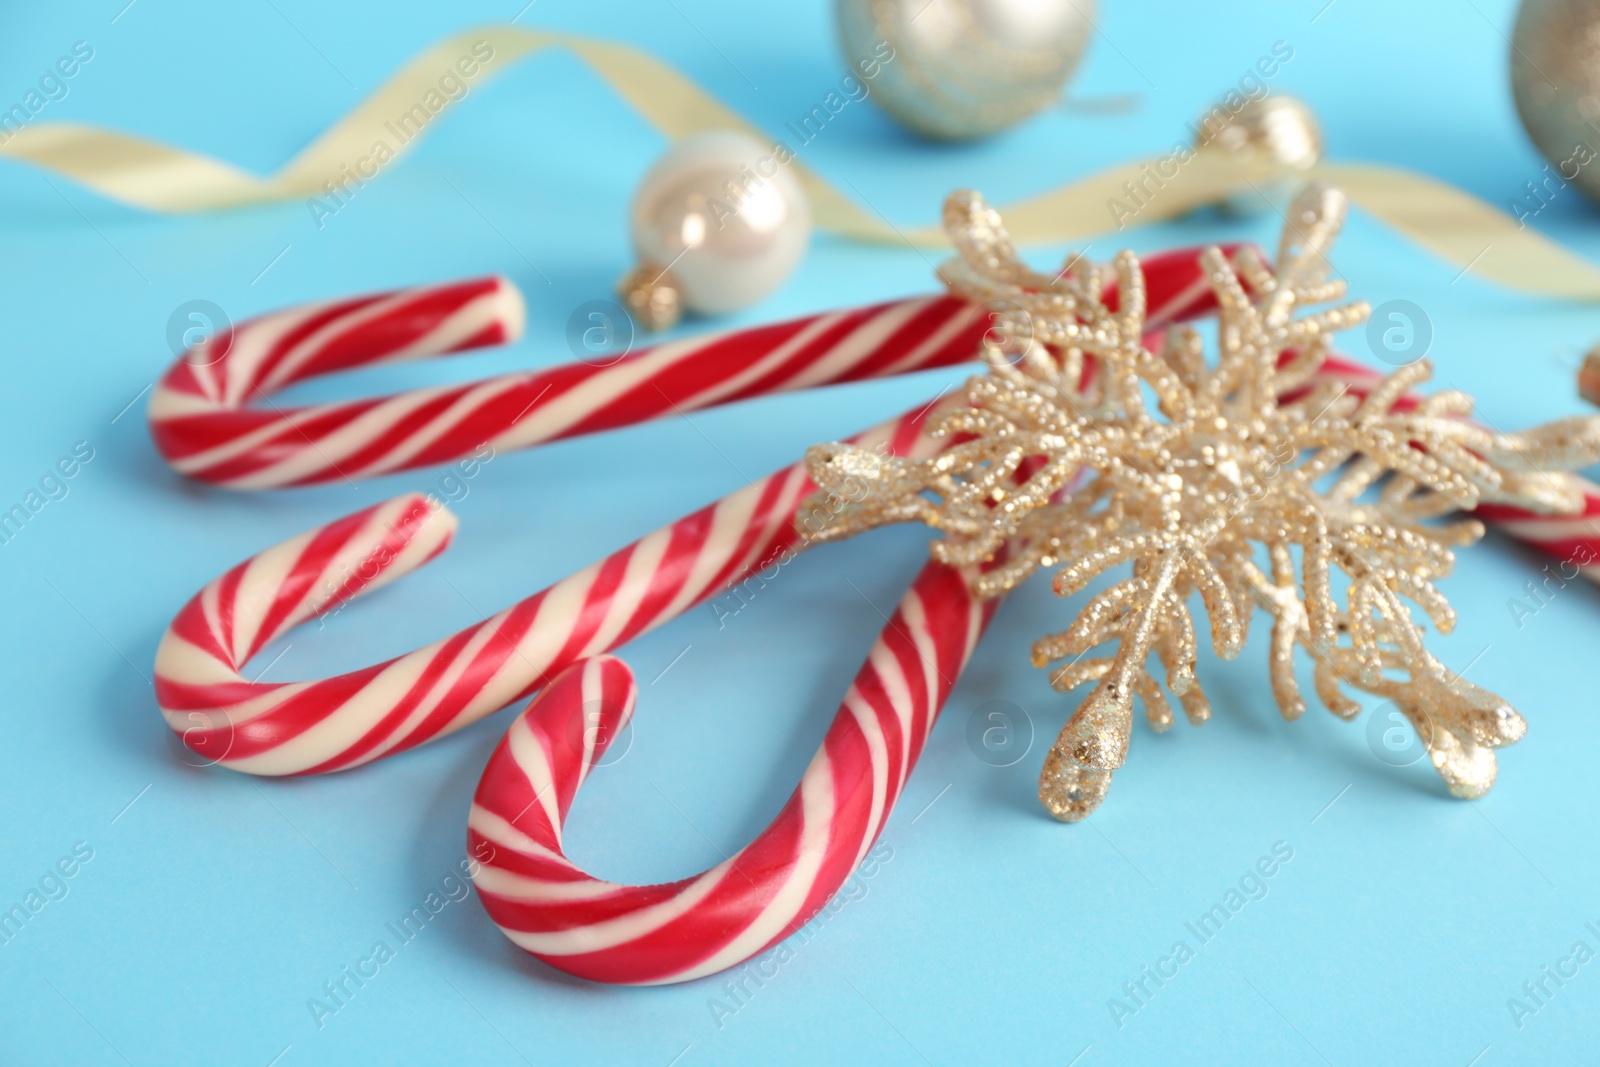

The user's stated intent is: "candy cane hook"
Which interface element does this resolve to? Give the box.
[468,560,994,985]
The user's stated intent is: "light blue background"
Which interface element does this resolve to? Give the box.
[1,0,1598,1064]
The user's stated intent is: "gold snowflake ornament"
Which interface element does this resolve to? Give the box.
[804,184,1600,822]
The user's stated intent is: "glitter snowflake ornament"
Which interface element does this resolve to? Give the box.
[803,184,1600,822]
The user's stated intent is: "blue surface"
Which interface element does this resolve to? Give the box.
[2,1,1599,1064]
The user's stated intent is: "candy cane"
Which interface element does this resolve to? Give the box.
[146,250,1231,490]
[468,561,992,985]
[148,280,982,489]
[154,406,959,775]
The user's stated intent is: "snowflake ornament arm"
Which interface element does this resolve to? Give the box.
[803,184,1600,822]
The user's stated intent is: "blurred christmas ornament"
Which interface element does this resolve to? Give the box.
[1512,0,1600,204]
[621,130,811,329]
[1580,342,1600,405]
[835,0,1094,139]
[1195,95,1323,215]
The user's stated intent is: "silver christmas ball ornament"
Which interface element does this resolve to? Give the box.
[835,0,1094,140]
[1511,0,1600,205]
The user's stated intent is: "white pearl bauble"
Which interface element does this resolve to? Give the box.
[836,0,1094,140]
[628,130,811,317]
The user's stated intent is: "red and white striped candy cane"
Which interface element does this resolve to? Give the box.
[147,279,984,489]
[153,407,957,775]
[146,250,1232,490]
[468,561,993,985]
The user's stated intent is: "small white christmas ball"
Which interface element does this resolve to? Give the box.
[625,130,811,325]
[835,0,1094,140]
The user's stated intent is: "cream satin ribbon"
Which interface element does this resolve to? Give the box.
[5,23,1600,299]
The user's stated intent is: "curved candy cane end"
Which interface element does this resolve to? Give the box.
[465,562,990,986]
[468,657,647,970]
[338,492,459,601]
[152,493,462,767]
[146,274,529,438]
[471,655,638,819]
[483,275,528,346]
